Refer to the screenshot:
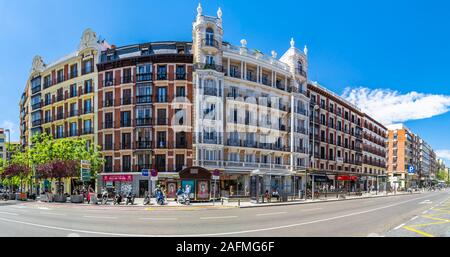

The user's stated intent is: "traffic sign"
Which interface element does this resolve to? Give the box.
[151,169,158,177]
[81,168,91,182]
[141,169,149,177]
[408,166,415,174]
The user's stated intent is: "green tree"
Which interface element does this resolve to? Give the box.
[29,133,104,195]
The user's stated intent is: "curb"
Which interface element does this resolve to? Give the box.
[238,192,423,208]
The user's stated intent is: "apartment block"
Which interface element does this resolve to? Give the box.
[96,42,194,197]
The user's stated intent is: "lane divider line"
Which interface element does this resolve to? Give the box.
[200,216,238,220]
[83,216,117,219]
[0,211,20,216]
[256,212,287,216]
[139,217,178,221]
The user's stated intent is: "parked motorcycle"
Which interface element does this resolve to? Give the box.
[101,188,109,205]
[155,189,166,205]
[114,192,123,205]
[125,191,135,205]
[143,191,151,205]
[177,193,190,205]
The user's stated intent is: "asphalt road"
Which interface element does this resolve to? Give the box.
[0,190,449,237]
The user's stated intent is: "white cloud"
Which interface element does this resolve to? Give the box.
[436,150,450,164]
[1,120,19,142]
[342,87,450,125]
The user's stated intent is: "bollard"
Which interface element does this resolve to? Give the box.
[238,199,240,207]
[221,198,224,205]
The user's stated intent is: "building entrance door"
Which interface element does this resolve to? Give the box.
[139,180,149,198]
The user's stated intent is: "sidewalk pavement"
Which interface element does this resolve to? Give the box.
[0,191,425,209]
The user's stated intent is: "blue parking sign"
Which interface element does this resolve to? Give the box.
[141,169,149,177]
[408,166,415,174]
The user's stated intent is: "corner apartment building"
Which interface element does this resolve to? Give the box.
[386,124,420,189]
[20,29,108,194]
[191,5,310,198]
[307,82,371,191]
[96,42,194,198]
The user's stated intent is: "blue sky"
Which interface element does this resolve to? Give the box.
[1,0,449,163]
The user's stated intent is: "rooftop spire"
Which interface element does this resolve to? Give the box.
[290,38,295,48]
[197,3,202,16]
[217,7,222,19]
[304,45,308,55]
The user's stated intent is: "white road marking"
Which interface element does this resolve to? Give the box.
[200,216,238,220]
[419,200,432,204]
[40,212,66,216]
[139,217,178,221]
[394,223,405,230]
[256,212,287,216]
[422,210,428,214]
[411,216,418,221]
[367,233,382,237]
[67,233,80,237]
[83,215,117,219]
[0,193,439,237]
[38,207,50,210]
[0,211,19,216]
[300,208,323,212]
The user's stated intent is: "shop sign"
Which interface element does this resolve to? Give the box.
[337,175,358,181]
[312,175,328,182]
[103,175,133,182]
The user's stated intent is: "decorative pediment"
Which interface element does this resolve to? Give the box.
[78,28,98,51]
[31,55,45,74]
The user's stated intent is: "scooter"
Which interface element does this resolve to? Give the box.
[125,191,135,205]
[143,191,151,205]
[101,189,109,205]
[156,190,166,205]
[114,192,123,205]
[177,193,190,205]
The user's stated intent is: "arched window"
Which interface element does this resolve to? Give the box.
[297,61,303,73]
[206,28,215,46]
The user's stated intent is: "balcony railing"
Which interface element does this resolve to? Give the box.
[68,130,78,137]
[120,120,132,127]
[122,76,133,84]
[157,73,167,80]
[204,87,217,96]
[103,99,114,107]
[81,68,93,75]
[136,73,152,82]
[135,118,152,126]
[175,141,187,148]
[202,38,220,48]
[56,94,64,102]
[103,121,114,129]
[55,113,64,120]
[31,86,41,94]
[156,95,168,103]
[103,143,114,151]
[136,95,152,104]
[176,73,186,80]
[32,119,42,127]
[81,108,93,115]
[121,97,133,105]
[156,118,168,126]
[121,143,132,150]
[194,63,223,72]
[82,128,93,135]
[135,141,152,149]
[68,109,79,117]
[156,141,167,148]
[103,79,116,87]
